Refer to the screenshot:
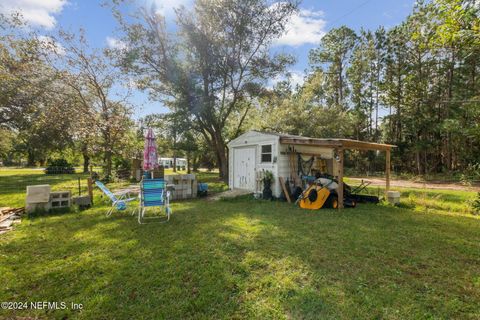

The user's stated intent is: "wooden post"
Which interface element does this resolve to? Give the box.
[279,177,292,203]
[385,149,391,195]
[87,177,94,205]
[338,148,344,209]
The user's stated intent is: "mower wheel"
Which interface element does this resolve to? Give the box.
[344,198,357,208]
[325,194,338,209]
[308,188,318,202]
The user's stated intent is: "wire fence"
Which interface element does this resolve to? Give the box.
[0,168,90,196]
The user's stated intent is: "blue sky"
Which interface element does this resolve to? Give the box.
[0,0,415,117]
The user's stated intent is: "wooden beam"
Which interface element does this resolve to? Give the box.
[280,137,395,151]
[280,151,333,158]
[278,177,292,203]
[385,149,391,194]
[337,149,344,209]
[339,139,394,151]
[280,138,342,148]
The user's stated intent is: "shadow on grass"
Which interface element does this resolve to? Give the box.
[0,172,89,195]
[0,199,479,319]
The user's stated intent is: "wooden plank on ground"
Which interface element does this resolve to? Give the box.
[0,218,13,229]
[279,177,292,203]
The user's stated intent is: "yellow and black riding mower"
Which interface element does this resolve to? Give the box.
[297,182,356,210]
[287,174,379,210]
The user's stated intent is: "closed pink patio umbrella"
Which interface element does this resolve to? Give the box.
[143,128,159,177]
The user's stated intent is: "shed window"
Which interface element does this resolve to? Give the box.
[261,145,272,163]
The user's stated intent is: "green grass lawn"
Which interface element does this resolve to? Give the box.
[0,167,227,208]
[0,169,479,319]
[344,177,478,216]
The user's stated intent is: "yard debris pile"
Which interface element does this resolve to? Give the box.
[0,207,24,234]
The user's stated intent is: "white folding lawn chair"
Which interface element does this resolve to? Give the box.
[95,181,137,216]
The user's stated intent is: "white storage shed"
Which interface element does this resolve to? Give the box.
[227,131,395,208]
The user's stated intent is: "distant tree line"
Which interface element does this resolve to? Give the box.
[0,0,478,180]
[257,0,480,175]
[0,16,137,179]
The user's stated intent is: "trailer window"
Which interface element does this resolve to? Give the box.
[261,145,272,163]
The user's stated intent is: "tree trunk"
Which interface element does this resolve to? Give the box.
[416,150,421,175]
[192,154,199,172]
[212,130,228,182]
[217,149,228,182]
[104,151,112,178]
[82,144,90,173]
[83,154,90,174]
[27,149,36,167]
[173,128,177,172]
[445,51,455,172]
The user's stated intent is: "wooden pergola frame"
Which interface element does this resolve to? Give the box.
[280,137,396,209]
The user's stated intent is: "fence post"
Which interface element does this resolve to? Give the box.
[87,177,94,205]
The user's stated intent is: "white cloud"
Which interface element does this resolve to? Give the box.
[0,0,67,29]
[270,69,305,89]
[148,0,192,17]
[288,70,305,88]
[106,36,127,50]
[274,8,326,47]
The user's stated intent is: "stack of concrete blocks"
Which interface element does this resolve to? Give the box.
[50,191,71,209]
[72,195,91,209]
[26,185,51,214]
[164,174,197,200]
[387,191,401,205]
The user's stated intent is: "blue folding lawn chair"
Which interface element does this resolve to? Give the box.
[95,181,137,217]
[138,178,172,224]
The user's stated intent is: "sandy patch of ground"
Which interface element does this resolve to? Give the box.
[207,188,252,201]
[348,177,479,192]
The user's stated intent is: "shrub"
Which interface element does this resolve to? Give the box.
[470,192,480,215]
[113,158,131,180]
[44,159,75,174]
[460,163,480,186]
[263,170,274,182]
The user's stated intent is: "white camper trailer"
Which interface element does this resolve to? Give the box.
[159,157,187,171]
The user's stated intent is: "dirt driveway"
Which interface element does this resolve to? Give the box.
[348,177,480,192]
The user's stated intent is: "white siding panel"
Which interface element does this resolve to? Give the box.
[228,131,279,193]
[228,131,338,198]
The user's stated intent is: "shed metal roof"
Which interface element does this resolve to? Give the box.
[252,130,396,151]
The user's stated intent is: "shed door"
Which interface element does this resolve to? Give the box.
[233,147,256,190]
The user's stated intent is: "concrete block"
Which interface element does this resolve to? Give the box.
[25,203,51,214]
[73,196,92,209]
[26,185,51,203]
[387,191,400,205]
[50,191,71,209]
[26,185,51,214]
[192,180,198,197]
